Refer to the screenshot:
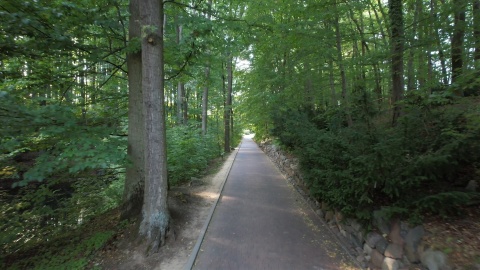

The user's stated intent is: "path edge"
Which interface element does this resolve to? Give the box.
[259,142,365,269]
[183,141,242,270]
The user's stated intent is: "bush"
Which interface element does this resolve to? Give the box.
[167,124,221,186]
[271,96,480,223]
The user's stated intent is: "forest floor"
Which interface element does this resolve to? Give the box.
[92,151,236,270]
[422,206,480,269]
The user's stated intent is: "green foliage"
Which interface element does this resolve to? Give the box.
[167,124,222,186]
[271,96,480,223]
[6,231,114,270]
[0,174,123,257]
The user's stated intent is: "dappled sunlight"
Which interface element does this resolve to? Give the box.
[194,190,220,200]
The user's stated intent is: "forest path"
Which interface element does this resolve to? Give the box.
[187,137,359,270]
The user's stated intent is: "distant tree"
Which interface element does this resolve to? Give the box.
[389,0,404,125]
[451,0,466,92]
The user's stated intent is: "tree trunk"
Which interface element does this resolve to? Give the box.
[474,0,480,65]
[224,55,233,153]
[430,0,448,85]
[139,0,170,253]
[202,0,212,136]
[202,67,210,135]
[451,0,465,90]
[122,0,144,221]
[389,0,404,126]
[177,82,185,124]
[176,18,185,124]
[407,0,420,91]
[333,1,353,126]
[328,58,337,107]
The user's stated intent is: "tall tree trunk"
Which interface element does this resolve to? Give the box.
[202,0,212,136]
[122,0,144,221]
[474,0,480,65]
[430,0,448,85]
[333,1,352,126]
[224,55,233,153]
[328,58,337,107]
[389,0,404,125]
[176,17,185,124]
[451,0,466,91]
[177,82,185,124]
[202,67,210,135]
[407,0,420,91]
[139,0,170,253]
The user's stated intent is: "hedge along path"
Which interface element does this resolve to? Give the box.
[188,136,360,270]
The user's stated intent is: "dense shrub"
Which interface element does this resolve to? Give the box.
[271,96,480,223]
[167,124,222,185]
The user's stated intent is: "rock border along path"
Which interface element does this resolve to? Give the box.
[185,137,359,270]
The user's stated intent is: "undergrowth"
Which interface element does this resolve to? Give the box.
[271,94,480,224]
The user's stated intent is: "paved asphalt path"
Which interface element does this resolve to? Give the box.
[192,137,358,270]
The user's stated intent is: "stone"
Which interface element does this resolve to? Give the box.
[371,249,385,268]
[388,219,405,246]
[466,180,478,192]
[366,232,383,248]
[357,254,365,262]
[405,225,425,263]
[340,229,347,238]
[420,248,450,270]
[385,243,403,259]
[382,257,400,270]
[335,210,344,223]
[364,242,373,256]
[376,238,389,254]
[350,219,363,232]
[315,209,324,218]
[373,210,391,235]
[325,211,334,221]
[321,202,330,211]
[350,232,363,248]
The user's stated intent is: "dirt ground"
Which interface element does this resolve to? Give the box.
[94,150,238,270]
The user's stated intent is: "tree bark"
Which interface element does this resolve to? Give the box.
[224,55,233,153]
[333,0,352,126]
[122,0,144,221]
[139,0,170,253]
[201,0,212,136]
[474,0,480,64]
[430,0,448,85]
[451,0,465,90]
[389,0,404,126]
[202,67,210,135]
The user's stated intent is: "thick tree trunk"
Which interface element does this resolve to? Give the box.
[139,0,170,253]
[122,0,144,221]
[389,0,404,126]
